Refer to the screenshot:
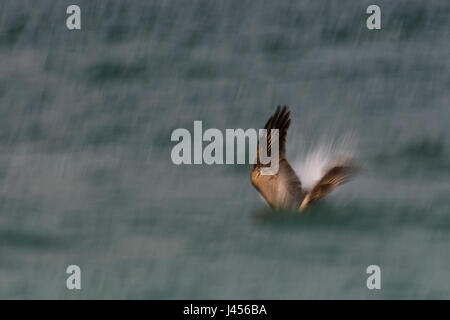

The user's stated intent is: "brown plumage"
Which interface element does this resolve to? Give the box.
[250,106,360,212]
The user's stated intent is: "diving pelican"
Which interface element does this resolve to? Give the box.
[250,105,360,212]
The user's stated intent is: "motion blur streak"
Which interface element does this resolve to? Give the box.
[0,0,449,298]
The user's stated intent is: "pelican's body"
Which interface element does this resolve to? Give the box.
[250,106,360,212]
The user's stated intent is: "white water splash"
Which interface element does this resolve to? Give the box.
[293,133,357,191]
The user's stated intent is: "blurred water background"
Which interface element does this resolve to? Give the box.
[0,0,449,299]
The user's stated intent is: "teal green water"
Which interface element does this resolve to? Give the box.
[0,0,449,299]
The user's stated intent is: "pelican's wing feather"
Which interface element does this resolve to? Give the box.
[254,105,291,167]
[299,160,361,211]
[251,106,304,208]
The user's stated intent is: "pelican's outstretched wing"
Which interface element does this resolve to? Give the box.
[253,105,290,167]
[251,106,305,209]
[299,160,361,211]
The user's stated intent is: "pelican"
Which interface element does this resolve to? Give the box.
[250,105,360,212]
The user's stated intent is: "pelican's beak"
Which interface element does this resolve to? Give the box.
[299,194,310,212]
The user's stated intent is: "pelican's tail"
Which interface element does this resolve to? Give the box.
[299,158,361,212]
